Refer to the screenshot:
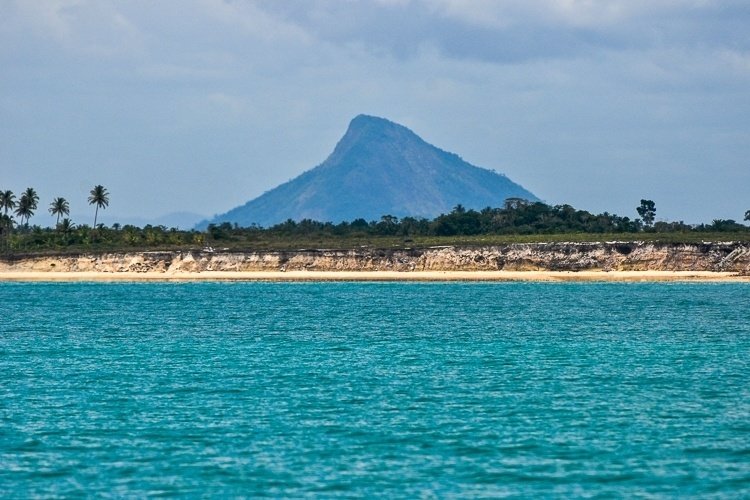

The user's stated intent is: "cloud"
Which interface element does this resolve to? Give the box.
[1,0,748,223]
[136,63,228,82]
[255,0,750,64]
[1,0,146,58]
[194,0,311,43]
[415,0,750,32]
[206,92,250,116]
[1,0,81,41]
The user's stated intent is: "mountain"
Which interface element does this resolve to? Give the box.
[206,115,538,227]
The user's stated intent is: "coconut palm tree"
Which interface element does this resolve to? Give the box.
[0,190,16,248]
[15,194,34,225]
[13,188,39,226]
[23,188,39,212]
[88,185,109,228]
[0,190,16,216]
[0,213,11,237]
[59,218,75,237]
[49,197,70,225]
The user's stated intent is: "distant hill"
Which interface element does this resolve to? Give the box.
[205,114,538,227]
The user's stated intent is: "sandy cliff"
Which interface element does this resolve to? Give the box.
[1,242,748,275]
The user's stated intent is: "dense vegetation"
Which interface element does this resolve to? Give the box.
[1,194,749,255]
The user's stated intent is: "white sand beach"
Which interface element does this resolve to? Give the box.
[0,270,747,282]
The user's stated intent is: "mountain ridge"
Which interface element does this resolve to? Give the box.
[204,115,538,227]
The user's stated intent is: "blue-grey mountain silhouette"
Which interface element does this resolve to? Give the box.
[206,115,538,227]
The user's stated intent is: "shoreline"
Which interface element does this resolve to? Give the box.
[1,270,748,282]
[1,242,747,281]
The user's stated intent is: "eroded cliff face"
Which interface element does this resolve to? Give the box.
[1,242,749,274]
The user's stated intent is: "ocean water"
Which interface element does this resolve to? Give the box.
[1,281,749,497]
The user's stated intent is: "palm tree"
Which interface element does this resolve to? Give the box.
[49,197,70,225]
[14,194,33,225]
[0,213,11,236]
[23,188,39,212]
[88,185,109,228]
[59,218,75,237]
[13,188,39,226]
[0,190,16,216]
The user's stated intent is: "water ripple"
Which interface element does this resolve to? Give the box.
[1,282,749,497]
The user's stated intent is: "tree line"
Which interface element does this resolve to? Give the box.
[1,194,749,254]
[214,198,746,239]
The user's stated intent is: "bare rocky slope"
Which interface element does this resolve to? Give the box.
[2,242,749,274]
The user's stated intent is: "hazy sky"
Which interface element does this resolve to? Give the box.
[2,0,749,226]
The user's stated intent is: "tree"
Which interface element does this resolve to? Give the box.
[23,188,39,212]
[375,215,399,235]
[504,197,530,210]
[0,213,11,239]
[1,190,17,247]
[15,193,35,225]
[745,210,750,222]
[88,185,109,228]
[0,190,16,216]
[636,199,656,228]
[16,188,39,224]
[49,197,70,225]
[59,218,75,236]
[710,219,745,232]
[14,188,39,225]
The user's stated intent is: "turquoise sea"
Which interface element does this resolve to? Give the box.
[1,282,749,497]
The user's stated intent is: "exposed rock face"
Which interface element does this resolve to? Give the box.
[2,242,749,274]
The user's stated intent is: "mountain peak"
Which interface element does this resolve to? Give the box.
[206,115,538,227]
[342,114,416,141]
[349,114,400,129]
[330,114,424,161]
[350,113,390,126]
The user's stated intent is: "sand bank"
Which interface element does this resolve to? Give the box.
[0,270,748,282]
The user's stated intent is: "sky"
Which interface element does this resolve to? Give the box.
[1,0,749,227]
